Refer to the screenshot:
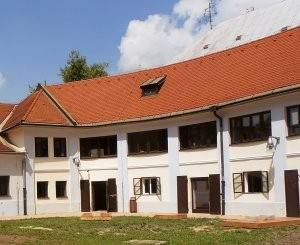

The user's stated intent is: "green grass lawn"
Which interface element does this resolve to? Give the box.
[0,216,298,244]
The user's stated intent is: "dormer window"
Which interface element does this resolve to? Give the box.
[140,75,166,96]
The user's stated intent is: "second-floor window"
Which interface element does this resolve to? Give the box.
[35,137,48,157]
[230,111,271,144]
[54,138,67,157]
[287,105,300,136]
[179,121,217,150]
[128,129,168,155]
[80,135,117,159]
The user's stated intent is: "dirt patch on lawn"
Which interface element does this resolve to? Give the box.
[0,235,35,245]
[272,230,300,245]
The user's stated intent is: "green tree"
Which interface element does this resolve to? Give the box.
[60,50,108,82]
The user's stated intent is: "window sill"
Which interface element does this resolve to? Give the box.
[235,192,269,195]
[286,134,300,139]
[179,145,217,152]
[80,155,117,160]
[0,195,11,199]
[37,197,50,200]
[128,151,168,156]
[230,138,268,146]
[56,197,68,200]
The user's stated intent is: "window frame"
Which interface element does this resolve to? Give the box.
[230,111,271,144]
[233,171,269,194]
[35,137,49,158]
[133,177,161,199]
[56,181,67,199]
[0,176,10,197]
[53,138,67,158]
[179,121,217,150]
[128,129,168,155]
[287,105,300,137]
[79,135,117,159]
[37,181,49,199]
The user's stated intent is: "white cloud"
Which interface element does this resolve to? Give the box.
[0,72,7,88]
[118,0,283,72]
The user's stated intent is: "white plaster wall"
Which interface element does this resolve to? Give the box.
[127,167,171,213]
[35,172,70,214]
[0,154,24,216]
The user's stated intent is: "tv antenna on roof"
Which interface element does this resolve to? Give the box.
[204,0,217,30]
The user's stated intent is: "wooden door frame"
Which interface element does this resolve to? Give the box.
[191,177,209,213]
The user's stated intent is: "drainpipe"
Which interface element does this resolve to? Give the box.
[22,158,27,215]
[213,108,225,215]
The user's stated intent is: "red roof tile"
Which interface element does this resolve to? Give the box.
[2,27,300,130]
[0,141,15,153]
[0,103,15,124]
[3,90,70,130]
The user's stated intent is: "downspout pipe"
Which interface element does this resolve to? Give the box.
[213,108,225,215]
[22,158,27,215]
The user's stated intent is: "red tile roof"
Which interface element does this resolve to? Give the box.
[0,103,15,124]
[2,27,300,130]
[0,141,15,153]
[4,90,70,130]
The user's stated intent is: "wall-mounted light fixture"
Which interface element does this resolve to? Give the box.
[73,157,80,167]
[266,136,280,150]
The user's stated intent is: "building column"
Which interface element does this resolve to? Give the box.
[167,126,180,213]
[117,132,129,213]
[271,105,287,214]
[24,135,36,215]
[68,136,81,212]
[222,117,232,213]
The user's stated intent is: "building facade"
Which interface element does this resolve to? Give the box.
[0,27,299,218]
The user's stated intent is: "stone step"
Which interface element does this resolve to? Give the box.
[80,212,112,221]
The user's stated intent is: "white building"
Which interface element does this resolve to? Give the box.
[0,22,299,218]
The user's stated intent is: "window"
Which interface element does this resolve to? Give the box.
[128,129,168,155]
[37,181,48,199]
[133,177,161,199]
[287,105,300,136]
[35,137,48,157]
[0,176,9,197]
[80,135,117,159]
[233,171,269,194]
[179,121,217,150]
[230,111,271,144]
[54,138,67,157]
[140,75,166,96]
[56,181,67,198]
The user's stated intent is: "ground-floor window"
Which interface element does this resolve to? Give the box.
[233,171,269,194]
[133,177,161,199]
[56,181,67,198]
[37,181,48,199]
[0,176,9,197]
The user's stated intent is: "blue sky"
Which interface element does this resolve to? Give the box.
[0,0,177,103]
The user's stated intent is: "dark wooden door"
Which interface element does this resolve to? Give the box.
[107,178,117,212]
[80,180,90,212]
[285,170,300,217]
[209,174,221,215]
[177,176,188,213]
